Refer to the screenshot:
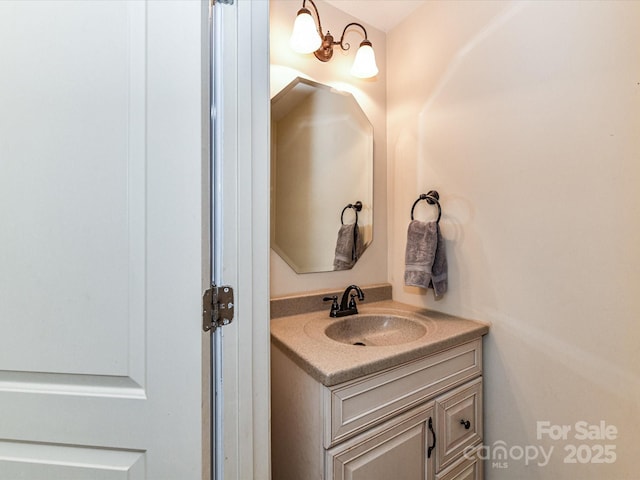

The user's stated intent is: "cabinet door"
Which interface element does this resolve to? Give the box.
[327,404,435,480]
[435,377,483,471]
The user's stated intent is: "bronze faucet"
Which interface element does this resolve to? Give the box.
[323,284,365,318]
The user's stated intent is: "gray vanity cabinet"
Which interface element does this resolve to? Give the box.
[271,338,485,480]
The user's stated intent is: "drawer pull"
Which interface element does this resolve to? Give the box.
[460,419,471,429]
[427,417,436,458]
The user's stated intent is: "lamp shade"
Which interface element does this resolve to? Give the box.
[290,8,322,54]
[350,40,378,79]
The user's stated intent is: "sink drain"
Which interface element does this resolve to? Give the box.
[352,341,367,346]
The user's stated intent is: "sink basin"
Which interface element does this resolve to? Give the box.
[324,314,427,347]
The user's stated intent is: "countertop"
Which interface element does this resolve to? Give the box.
[270,299,489,387]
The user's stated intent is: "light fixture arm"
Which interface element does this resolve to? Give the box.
[314,21,369,62]
[334,22,369,52]
[301,0,324,38]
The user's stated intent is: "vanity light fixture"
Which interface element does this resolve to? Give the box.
[289,0,379,79]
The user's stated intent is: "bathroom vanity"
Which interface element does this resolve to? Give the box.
[271,287,489,480]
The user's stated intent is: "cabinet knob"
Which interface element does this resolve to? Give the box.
[460,419,471,429]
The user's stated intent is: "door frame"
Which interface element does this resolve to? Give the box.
[212,1,271,479]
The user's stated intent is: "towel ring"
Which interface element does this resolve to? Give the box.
[410,191,441,223]
[341,201,362,225]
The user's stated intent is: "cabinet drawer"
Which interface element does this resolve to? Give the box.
[435,377,483,471]
[325,339,482,447]
[436,444,483,480]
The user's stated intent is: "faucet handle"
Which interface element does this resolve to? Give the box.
[348,293,358,310]
[323,296,339,317]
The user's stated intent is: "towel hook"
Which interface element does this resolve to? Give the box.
[410,191,441,223]
[341,201,362,225]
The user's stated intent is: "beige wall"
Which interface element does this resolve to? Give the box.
[270,0,388,296]
[388,1,640,478]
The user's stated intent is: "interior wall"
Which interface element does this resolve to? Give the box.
[387,1,640,478]
[270,0,387,297]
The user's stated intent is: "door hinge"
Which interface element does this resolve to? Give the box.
[203,285,234,332]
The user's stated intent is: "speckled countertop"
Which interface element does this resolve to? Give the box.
[270,298,489,387]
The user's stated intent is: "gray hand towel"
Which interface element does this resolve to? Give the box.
[430,224,448,297]
[333,223,364,271]
[404,220,448,297]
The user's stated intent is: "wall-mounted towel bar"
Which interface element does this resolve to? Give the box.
[341,201,362,225]
[410,191,441,223]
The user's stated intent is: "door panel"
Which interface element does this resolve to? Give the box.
[0,440,144,480]
[340,426,425,480]
[0,1,208,478]
[0,1,144,379]
[328,405,434,480]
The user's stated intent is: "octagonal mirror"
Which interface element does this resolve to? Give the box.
[271,77,373,273]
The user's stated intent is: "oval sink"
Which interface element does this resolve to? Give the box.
[324,314,427,347]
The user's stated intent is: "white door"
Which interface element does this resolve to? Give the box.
[0,2,210,478]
